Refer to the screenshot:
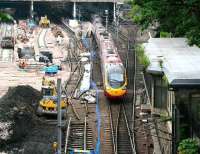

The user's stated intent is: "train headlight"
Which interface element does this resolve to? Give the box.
[122,87,127,90]
[106,86,112,90]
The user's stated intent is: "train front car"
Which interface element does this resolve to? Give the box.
[92,15,127,99]
[104,63,127,98]
[101,38,127,99]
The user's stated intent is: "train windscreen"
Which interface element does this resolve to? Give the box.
[107,65,125,88]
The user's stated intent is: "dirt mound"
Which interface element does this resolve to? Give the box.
[0,85,42,150]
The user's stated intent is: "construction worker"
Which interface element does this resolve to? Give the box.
[42,76,45,85]
[19,59,26,69]
[52,142,58,154]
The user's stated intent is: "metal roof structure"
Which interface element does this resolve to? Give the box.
[143,38,200,88]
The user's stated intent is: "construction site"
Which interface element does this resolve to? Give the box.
[0,1,172,154]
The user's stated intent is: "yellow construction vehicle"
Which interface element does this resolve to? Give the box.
[39,15,50,28]
[37,77,67,116]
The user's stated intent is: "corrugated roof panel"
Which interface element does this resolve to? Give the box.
[143,38,200,87]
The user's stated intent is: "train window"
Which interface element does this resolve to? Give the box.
[107,66,125,88]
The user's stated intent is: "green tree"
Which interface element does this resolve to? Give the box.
[0,12,14,23]
[178,138,199,154]
[129,0,200,47]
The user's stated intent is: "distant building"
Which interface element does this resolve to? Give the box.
[142,38,200,151]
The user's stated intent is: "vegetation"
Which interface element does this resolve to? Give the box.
[0,12,14,23]
[129,0,200,47]
[178,138,199,154]
[159,112,171,122]
[160,32,172,38]
[135,44,150,68]
[162,75,169,86]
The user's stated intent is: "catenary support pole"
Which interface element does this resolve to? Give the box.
[113,0,116,23]
[73,2,77,19]
[57,78,62,154]
[105,10,108,33]
[30,0,34,19]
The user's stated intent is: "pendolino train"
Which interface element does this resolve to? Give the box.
[92,15,127,99]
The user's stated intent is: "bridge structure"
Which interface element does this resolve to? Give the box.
[1,0,126,22]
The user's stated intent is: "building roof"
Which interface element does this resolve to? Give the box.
[143,38,200,88]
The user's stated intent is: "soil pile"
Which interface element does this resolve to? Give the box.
[0,85,42,152]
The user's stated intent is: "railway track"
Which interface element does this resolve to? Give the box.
[109,101,135,154]
[113,22,154,154]
[61,21,85,100]
[64,117,94,153]
[63,39,82,99]
[91,20,137,153]
[107,22,138,154]
[61,20,84,51]
[61,22,97,154]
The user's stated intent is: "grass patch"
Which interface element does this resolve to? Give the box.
[135,44,150,69]
[162,75,169,86]
[160,31,172,38]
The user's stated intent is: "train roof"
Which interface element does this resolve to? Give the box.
[106,63,124,71]
[143,38,200,88]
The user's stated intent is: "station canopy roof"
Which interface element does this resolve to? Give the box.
[143,38,200,88]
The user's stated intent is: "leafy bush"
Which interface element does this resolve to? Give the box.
[135,44,150,68]
[0,12,14,23]
[160,31,172,38]
[178,138,199,154]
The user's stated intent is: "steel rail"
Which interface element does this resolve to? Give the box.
[66,55,80,83]
[113,24,137,154]
[64,60,82,96]
[115,105,121,154]
[132,41,137,154]
[109,101,136,154]
[63,60,82,120]
[70,68,83,98]
[64,117,71,154]
[61,23,84,120]
[106,22,137,154]
[108,104,118,154]
[121,102,136,154]
[61,20,75,36]
[84,117,87,151]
